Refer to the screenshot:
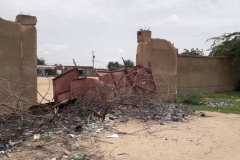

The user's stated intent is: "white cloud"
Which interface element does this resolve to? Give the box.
[118,49,126,54]
[166,14,180,23]
[104,57,120,62]
[38,44,68,55]
[42,51,50,55]
[1,0,240,68]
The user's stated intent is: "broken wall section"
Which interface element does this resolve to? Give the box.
[136,30,238,101]
[136,30,178,101]
[0,15,37,111]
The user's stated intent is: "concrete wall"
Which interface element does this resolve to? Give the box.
[136,30,238,101]
[178,55,238,94]
[136,30,178,101]
[0,15,37,111]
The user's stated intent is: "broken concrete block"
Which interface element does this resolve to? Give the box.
[15,15,37,25]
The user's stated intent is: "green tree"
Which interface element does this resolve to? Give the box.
[107,61,124,71]
[123,59,134,68]
[181,48,204,56]
[207,32,240,78]
[37,57,46,65]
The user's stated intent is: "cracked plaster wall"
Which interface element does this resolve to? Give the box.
[136,30,238,101]
[0,15,37,112]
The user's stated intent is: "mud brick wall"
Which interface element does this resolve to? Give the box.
[136,30,238,101]
[177,55,238,94]
[137,30,178,101]
[0,15,37,111]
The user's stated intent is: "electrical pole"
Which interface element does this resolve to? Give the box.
[92,51,95,69]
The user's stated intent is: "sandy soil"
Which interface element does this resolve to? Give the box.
[5,78,240,160]
[94,112,240,160]
[37,77,54,103]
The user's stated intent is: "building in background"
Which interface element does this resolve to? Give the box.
[37,65,95,77]
[37,65,56,76]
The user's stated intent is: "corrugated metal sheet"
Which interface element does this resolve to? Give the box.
[52,67,79,103]
[96,65,156,96]
[52,65,156,103]
[71,78,104,99]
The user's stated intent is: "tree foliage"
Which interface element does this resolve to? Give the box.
[207,32,240,56]
[107,61,123,71]
[37,57,46,65]
[181,48,204,56]
[107,59,134,71]
[123,59,134,68]
[207,32,240,79]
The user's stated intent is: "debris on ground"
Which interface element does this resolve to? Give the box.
[205,101,235,107]
[0,65,194,159]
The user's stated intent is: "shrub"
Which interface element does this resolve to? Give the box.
[177,91,205,105]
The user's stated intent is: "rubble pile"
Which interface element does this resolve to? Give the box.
[0,66,194,159]
[113,102,192,122]
[205,101,235,107]
[0,93,194,159]
[0,95,193,140]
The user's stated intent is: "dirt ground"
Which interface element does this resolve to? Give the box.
[37,77,54,103]
[96,113,240,160]
[6,77,240,160]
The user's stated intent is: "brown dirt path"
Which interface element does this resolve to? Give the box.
[37,77,54,103]
[93,112,240,160]
[31,77,240,160]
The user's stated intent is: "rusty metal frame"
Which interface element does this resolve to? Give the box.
[52,67,79,103]
[52,65,156,104]
[95,65,156,96]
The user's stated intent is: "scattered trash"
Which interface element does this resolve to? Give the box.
[160,122,167,125]
[91,124,98,130]
[61,155,69,160]
[0,65,195,159]
[205,101,235,107]
[103,124,109,129]
[74,125,83,132]
[171,116,182,122]
[31,134,40,142]
[39,135,52,142]
[0,140,20,155]
[69,134,76,138]
[96,128,103,133]
[171,125,178,129]
[106,134,119,138]
[72,154,85,160]
[200,112,206,117]
[64,150,72,156]
[117,153,129,156]
[109,117,115,120]
[0,144,6,149]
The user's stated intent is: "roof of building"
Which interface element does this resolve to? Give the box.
[37,65,56,69]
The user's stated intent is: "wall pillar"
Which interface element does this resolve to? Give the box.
[136,30,178,101]
[0,15,37,112]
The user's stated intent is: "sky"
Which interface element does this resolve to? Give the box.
[1,0,240,68]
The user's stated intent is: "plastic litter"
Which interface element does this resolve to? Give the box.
[91,124,97,130]
[96,128,103,133]
[106,134,119,138]
[69,134,75,138]
[0,144,6,149]
[72,154,85,160]
[31,134,40,142]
